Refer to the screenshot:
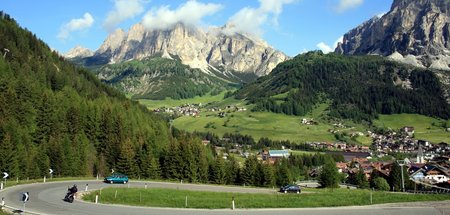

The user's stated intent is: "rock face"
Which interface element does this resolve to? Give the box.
[64,45,93,59]
[85,23,288,76]
[335,0,450,70]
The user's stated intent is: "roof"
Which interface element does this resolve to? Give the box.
[269,150,289,157]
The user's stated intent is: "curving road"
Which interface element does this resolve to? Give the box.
[0,180,449,215]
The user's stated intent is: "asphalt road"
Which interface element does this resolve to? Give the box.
[0,180,449,215]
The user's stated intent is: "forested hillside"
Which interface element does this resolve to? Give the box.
[0,12,326,187]
[237,51,450,122]
[0,12,170,179]
[92,57,234,100]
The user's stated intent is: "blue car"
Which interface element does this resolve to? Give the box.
[104,173,129,184]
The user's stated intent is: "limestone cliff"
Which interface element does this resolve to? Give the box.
[80,23,288,76]
[336,0,450,70]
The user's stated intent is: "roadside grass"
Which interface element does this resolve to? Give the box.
[83,187,450,209]
[373,114,450,143]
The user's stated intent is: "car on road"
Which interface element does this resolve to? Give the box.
[280,184,301,194]
[104,173,128,184]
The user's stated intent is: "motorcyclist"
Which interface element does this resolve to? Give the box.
[64,184,77,203]
[69,184,78,194]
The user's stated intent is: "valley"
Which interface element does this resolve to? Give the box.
[2,0,450,213]
[139,92,449,145]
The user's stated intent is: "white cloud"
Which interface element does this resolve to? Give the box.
[224,0,295,36]
[316,36,343,54]
[58,13,94,40]
[104,0,146,32]
[317,42,333,54]
[142,0,223,30]
[336,0,364,13]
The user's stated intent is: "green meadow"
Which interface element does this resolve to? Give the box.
[374,114,450,143]
[140,93,449,144]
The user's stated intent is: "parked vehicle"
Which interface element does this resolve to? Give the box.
[280,184,301,194]
[104,173,129,184]
[64,184,78,203]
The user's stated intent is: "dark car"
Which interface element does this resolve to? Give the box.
[104,173,129,184]
[280,184,301,194]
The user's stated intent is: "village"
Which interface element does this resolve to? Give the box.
[205,125,450,190]
[154,104,450,189]
[153,103,248,118]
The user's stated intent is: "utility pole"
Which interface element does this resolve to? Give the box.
[397,160,405,192]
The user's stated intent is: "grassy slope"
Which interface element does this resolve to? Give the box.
[173,110,336,142]
[142,93,449,144]
[139,92,228,110]
[83,187,450,209]
[374,114,450,143]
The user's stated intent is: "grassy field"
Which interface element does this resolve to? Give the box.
[138,92,228,110]
[139,93,449,144]
[374,114,450,143]
[290,150,321,155]
[173,110,336,142]
[83,187,450,209]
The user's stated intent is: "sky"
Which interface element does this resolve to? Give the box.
[2,0,392,57]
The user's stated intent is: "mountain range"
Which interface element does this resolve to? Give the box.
[67,23,288,77]
[66,0,450,106]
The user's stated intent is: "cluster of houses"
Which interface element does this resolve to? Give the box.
[209,105,247,113]
[153,104,201,117]
[301,118,317,125]
[336,155,450,187]
[210,105,247,118]
[370,127,450,158]
[305,142,370,152]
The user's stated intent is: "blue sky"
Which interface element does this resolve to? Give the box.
[2,0,392,56]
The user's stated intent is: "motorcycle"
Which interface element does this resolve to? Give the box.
[64,185,77,203]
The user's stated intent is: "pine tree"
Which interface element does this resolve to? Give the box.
[213,156,227,184]
[389,163,402,191]
[116,138,138,177]
[318,158,339,188]
[35,145,50,177]
[275,158,292,186]
[355,168,369,189]
[34,91,56,145]
[241,155,258,186]
[226,156,240,185]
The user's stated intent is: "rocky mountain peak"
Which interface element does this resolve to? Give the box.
[83,22,288,76]
[96,28,126,55]
[336,0,450,70]
[64,45,93,59]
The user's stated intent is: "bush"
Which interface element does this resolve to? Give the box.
[372,177,390,191]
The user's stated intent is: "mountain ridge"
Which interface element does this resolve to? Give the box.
[236,51,450,122]
[70,22,288,77]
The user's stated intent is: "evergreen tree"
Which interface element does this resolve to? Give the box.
[355,168,369,189]
[116,138,138,177]
[389,163,402,191]
[275,158,292,186]
[213,156,227,184]
[241,155,258,186]
[318,158,339,188]
[35,145,50,177]
[226,156,240,185]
